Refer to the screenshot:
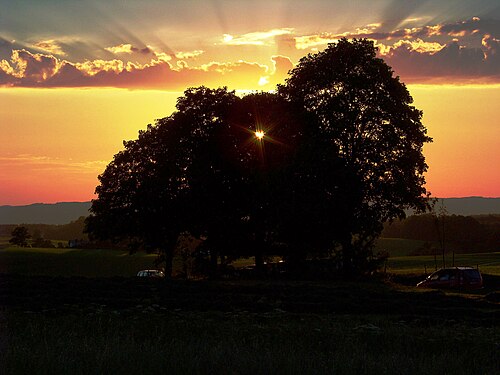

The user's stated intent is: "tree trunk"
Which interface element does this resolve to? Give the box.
[164,250,174,279]
[286,251,306,277]
[341,237,354,277]
[255,251,264,275]
[209,248,218,279]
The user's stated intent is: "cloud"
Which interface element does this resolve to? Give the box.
[2,17,499,89]
[0,68,17,86]
[105,43,153,55]
[76,59,127,75]
[286,17,500,83]
[295,34,339,50]
[5,49,61,84]
[0,49,288,90]
[0,154,108,173]
[153,51,173,62]
[174,50,204,59]
[257,55,294,87]
[32,40,66,56]
[275,34,297,55]
[270,55,293,78]
[221,29,294,46]
[437,17,492,38]
[1,36,23,52]
[0,58,16,76]
[378,39,445,55]
[105,44,135,54]
[293,17,497,47]
[381,39,500,82]
[482,33,500,55]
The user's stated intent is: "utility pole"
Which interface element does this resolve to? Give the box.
[433,198,448,269]
[438,199,448,268]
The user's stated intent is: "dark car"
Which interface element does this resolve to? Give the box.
[416,267,483,290]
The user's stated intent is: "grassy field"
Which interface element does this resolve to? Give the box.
[0,246,159,277]
[375,238,500,276]
[374,237,427,257]
[385,252,500,276]
[0,242,498,374]
[1,243,499,277]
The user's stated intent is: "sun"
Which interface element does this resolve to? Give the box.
[255,130,265,140]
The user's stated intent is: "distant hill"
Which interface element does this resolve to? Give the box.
[0,197,499,225]
[430,197,500,216]
[0,202,91,225]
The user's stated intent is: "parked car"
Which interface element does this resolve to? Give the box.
[136,269,165,278]
[416,267,483,290]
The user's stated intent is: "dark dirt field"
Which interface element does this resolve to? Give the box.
[1,274,499,374]
[1,273,499,321]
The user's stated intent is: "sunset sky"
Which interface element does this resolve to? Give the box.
[1,0,499,205]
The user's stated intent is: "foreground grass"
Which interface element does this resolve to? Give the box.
[2,309,498,375]
[1,274,498,374]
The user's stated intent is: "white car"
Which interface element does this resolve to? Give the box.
[136,269,165,278]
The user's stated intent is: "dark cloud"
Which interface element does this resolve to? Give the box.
[338,18,498,41]
[43,61,89,87]
[437,17,500,38]
[140,47,153,54]
[0,36,27,60]
[0,68,18,86]
[9,49,60,85]
[130,46,153,55]
[2,19,500,89]
[384,39,500,82]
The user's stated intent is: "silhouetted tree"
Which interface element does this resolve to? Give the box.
[9,226,31,247]
[278,39,432,274]
[86,87,242,277]
[228,93,306,272]
[168,86,248,277]
[87,40,432,277]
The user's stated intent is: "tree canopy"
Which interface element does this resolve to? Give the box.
[278,38,432,272]
[10,226,31,247]
[86,39,432,277]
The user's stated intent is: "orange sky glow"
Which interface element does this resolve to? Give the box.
[1,1,499,205]
[1,84,498,205]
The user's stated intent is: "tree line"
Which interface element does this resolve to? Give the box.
[85,39,432,278]
[382,214,500,254]
[4,217,88,248]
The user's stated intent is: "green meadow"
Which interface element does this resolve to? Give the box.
[0,240,498,374]
[375,237,427,257]
[385,252,500,276]
[1,237,499,277]
[0,246,158,278]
